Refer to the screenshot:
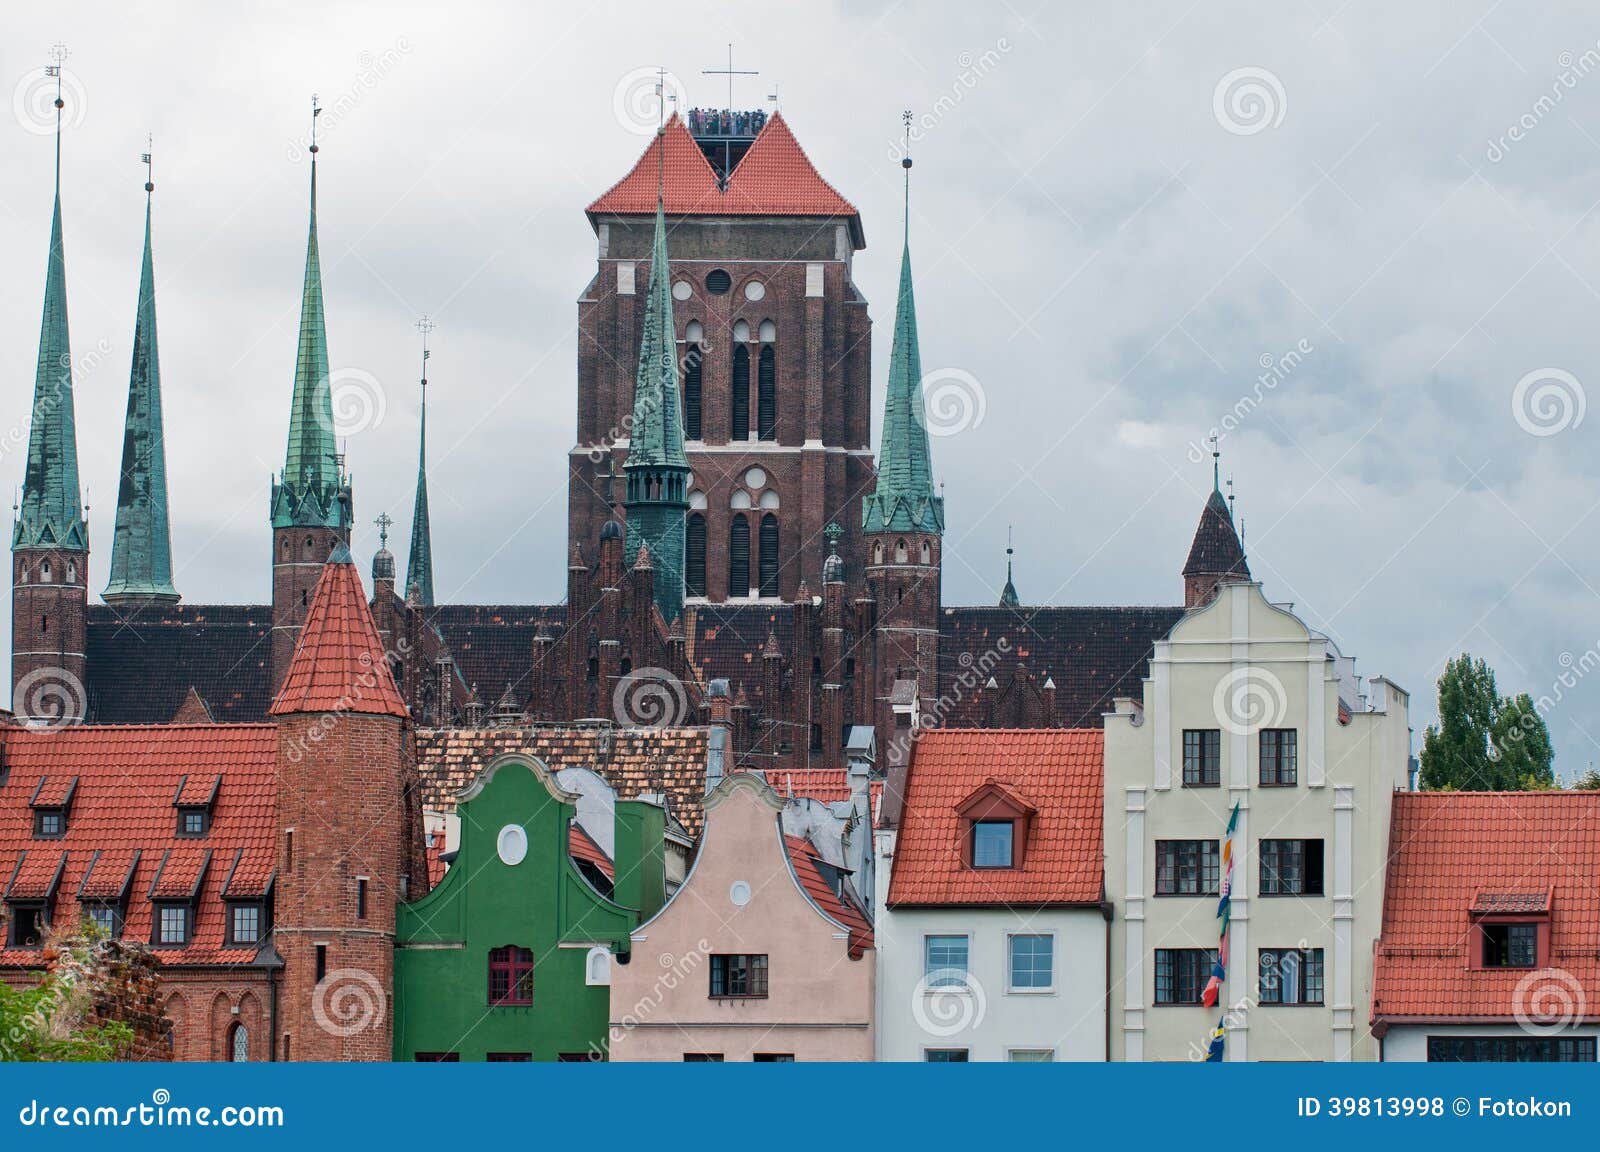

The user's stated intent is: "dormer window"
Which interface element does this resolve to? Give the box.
[28,776,77,839]
[972,820,1014,868]
[1470,891,1551,969]
[153,902,192,947]
[171,775,219,838]
[957,779,1035,870]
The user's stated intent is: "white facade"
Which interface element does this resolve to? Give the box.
[873,833,1108,1061]
[1104,581,1411,1062]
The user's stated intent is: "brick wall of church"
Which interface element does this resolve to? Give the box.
[571,216,874,601]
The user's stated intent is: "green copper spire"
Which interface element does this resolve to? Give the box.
[15,57,87,555]
[271,98,351,532]
[999,528,1019,609]
[622,125,690,624]
[105,152,178,604]
[405,318,435,606]
[862,147,943,538]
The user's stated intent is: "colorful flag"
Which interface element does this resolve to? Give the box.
[1205,1016,1226,1062]
[1201,801,1241,1011]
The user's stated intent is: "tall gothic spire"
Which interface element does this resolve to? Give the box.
[622,101,691,624]
[15,51,87,555]
[105,146,178,604]
[862,124,942,538]
[271,97,350,531]
[405,318,435,606]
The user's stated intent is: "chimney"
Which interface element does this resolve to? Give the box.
[705,678,731,789]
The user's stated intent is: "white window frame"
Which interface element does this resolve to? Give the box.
[1007,1047,1055,1062]
[923,933,970,989]
[1006,931,1056,993]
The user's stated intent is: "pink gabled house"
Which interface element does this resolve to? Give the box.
[609,770,874,1062]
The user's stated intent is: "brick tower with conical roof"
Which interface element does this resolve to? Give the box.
[270,540,419,1062]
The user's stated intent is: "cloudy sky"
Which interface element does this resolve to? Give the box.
[4,2,1600,778]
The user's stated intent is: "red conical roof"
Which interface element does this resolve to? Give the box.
[588,112,858,225]
[269,544,408,718]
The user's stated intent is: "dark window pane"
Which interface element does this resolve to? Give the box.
[683,344,702,440]
[728,517,750,598]
[731,345,750,439]
[1182,730,1221,786]
[759,514,780,597]
[757,345,776,440]
[685,514,707,597]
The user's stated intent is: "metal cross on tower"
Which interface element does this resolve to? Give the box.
[703,44,758,184]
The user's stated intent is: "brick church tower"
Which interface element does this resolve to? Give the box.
[574,110,874,601]
[861,160,943,746]
[12,93,89,723]
[270,541,415,1061]
[270,115,352,692]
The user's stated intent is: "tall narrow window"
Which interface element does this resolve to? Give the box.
[757,344,776,439]
[229,1023,249,1063]
[683,343,703,440]
[758,514,780,597]
[356,878,368,920]
[731,344,750,440]
[685,514,707,596]
[728,516,750,599]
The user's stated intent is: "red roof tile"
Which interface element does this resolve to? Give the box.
[30,775,78,808]
[784,834,872,957]
[424,827,448,889]
[269,553,407,718]
[588,111,857,221]
[722,112,857,218]
[173,774,220,807]
[5,849,67,900]
[568,823,615,882]
[0,724,278,967]
[1373,791,1600,1023]
[886,729,1105,907]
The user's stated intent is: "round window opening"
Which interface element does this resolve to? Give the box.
[729,880,753,907]
[744,280,766,301]
[497,825,529,866]
[672,280,693,301]
[706,269,732,294]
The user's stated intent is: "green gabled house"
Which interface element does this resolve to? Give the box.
[393,755,667,1062]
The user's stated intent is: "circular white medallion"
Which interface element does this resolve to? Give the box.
[497,825,528,866]
[744,466,767,490]
[729,880,752,907]
[744,280,766,301]
[672,280,693,301]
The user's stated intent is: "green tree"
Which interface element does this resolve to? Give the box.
[1420,654,1555,791]
[0,926,136,1062]
[1573,765,1600,790]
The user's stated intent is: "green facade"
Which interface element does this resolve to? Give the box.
[393,757,666,1061]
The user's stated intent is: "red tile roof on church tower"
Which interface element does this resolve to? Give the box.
[587,111,858,221]
[269,548,408,718]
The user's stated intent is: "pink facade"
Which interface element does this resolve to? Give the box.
[609,773,874,1062]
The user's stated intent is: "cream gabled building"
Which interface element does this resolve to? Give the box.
[1103,488,1411,1062]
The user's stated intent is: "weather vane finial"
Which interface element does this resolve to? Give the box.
[142,134,153,195]
[1209,433,1221,492]
[47,43,69,177]
[901,109,914,245]
[375,511,393,549]
[309,93,321,157]
[416,315,434,385]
